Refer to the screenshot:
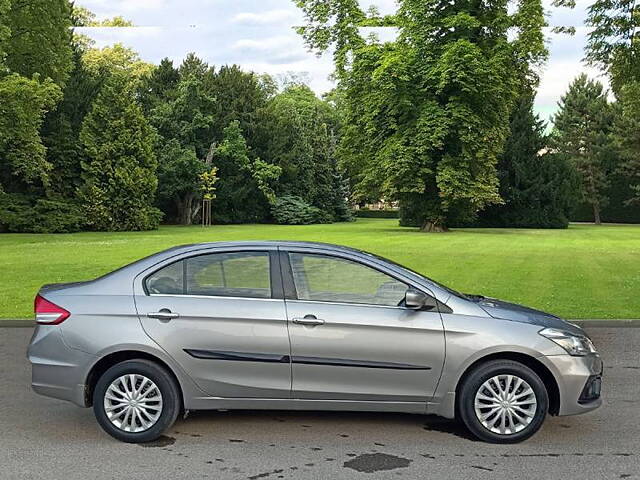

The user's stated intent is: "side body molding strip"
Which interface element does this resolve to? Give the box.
[184,349,431,370]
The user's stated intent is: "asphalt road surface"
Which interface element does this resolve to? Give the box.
[1,326,638,480]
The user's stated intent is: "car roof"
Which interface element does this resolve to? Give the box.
[173,240,368,255]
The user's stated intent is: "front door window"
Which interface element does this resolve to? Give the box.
[288,252,408,306]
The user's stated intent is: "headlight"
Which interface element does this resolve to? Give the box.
[539,327,597,356]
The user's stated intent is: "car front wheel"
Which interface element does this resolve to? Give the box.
[458,359,549,443]
[93,359,180,443]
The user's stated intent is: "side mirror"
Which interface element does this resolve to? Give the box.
[404,289,437,310]
[404,288,436,310]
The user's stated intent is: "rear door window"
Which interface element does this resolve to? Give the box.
[146,251,271,299]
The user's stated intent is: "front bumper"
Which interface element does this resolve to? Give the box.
[544,353,603,416]
[27,325,95,407]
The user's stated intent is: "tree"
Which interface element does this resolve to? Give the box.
[155,140,206,225]
[613,82,640,205]
[144,57,216,224]
[83,43,154,82]
[140,58,180,112]
[585,0,639,94]
[209,65,275,147]
[251,159,281,205]
[41,46,103,198]
[477,93,579,228]
[0,0,10,64]
[258,84,350,221]
[0,74,61,192]
[586,0,640,207]
[295,0,547,231]
[552,74,614,225]
[78,74,161,231]
[4,0,73,87]
[199,166,219,226]
[212,121,268,223]
[72,5,135,50]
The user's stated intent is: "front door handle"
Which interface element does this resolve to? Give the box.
[292,315,325,326]
[147,309,179,320]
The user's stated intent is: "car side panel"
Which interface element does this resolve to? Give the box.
[428,313,566,418]
[28,292,207,408]
[286,300,444,403]
[136,295,291,398]
[28,324,97,407]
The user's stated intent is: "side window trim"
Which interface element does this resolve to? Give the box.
[279,249,431,308]
[282,249,452,313]
[143,249,283,300]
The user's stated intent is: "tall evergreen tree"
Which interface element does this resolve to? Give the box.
[295,0,547,231]
[478,93,579,228]
[41,46,103,199]
[140,58,180,112]
[552,74,614,225]
[209,65,274,147]
[78,74,161,231]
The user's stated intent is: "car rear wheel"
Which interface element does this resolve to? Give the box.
[93,359,180,443]
[458,360,548,443]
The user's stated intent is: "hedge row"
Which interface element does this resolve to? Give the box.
[354,208,399,219]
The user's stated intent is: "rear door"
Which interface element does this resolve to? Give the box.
[134,247,291,399]
[280,248,445,403]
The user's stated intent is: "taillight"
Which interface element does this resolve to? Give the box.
[34,294,70,325]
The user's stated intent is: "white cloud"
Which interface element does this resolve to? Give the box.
[232,36,296,52]
[232,9,298,25]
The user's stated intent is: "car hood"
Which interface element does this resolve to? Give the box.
[467,295,585,336]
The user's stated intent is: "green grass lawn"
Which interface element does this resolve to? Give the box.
[1,219,639,319]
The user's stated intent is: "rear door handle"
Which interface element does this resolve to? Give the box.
[147,310,179,320]
[292,315,325,326]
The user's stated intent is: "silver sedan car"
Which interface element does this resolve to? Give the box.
[28,241,602,444]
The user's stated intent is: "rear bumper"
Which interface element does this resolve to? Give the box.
[544,353,603,416]
[27,325,95,407]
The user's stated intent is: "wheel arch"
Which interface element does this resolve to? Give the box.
[454,351,561,416]
[85,350,185,410]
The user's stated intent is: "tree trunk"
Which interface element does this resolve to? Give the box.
[593,203,601,225]
[420,220,449,233]
[176,193,194,225]
[191,200,202,224]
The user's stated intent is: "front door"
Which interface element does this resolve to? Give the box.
[281,249,445,403]
[135,248,291,399]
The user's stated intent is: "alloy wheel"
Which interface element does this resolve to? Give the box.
[473,374,538,435]
[103,374,163,433]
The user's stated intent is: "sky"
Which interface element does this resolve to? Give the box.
[76,0,607,124]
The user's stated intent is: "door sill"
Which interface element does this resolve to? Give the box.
[187,397,427,414]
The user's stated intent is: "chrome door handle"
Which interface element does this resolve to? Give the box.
[292,315,325,326]
[147,310,179,320]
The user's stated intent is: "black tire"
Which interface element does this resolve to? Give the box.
[458,360,548,443]
[93,359,180,443]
